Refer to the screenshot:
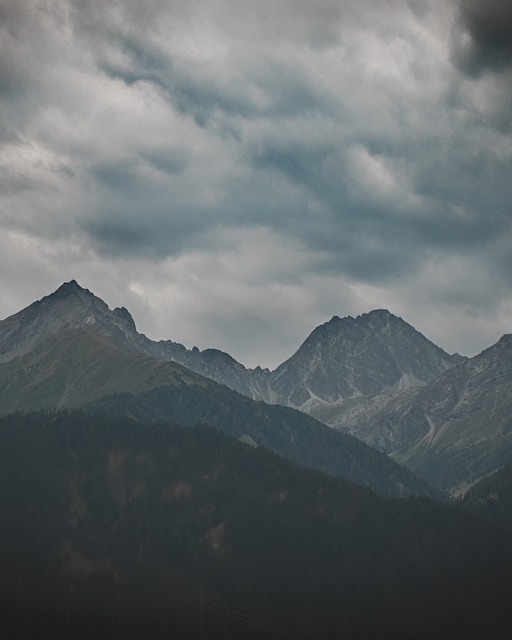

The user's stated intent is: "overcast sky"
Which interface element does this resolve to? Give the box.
[1,0,511,368]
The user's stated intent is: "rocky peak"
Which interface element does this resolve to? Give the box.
[318,309,399,336]
[366,308,391,316]
[113,306,137,333]
[39,279,107,312]
[268,309,464,410]
[357,309,413,332]
[360,308,393,320]
[497,333,512,348]
[54,279,85,295]
[0,281,133,363]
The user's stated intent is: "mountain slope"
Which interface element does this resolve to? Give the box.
[0,280,141,363]
[316,335,512,492]
[0,326,432,497]
[310,386,425,453]
[4,280,489,494]
[0,282,464,411]
[0,280,266,398]
[267,310,464,410]
[0,326,207,414]
[394,334,512,491]
[2,411,512,640]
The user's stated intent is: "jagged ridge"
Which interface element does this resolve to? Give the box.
[0,282,464,413]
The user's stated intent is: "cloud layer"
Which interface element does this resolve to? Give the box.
[1,0,512,367]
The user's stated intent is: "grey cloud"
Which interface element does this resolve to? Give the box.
[81,207,198,257]
[0,2,82,135]
[90,161,140,192]
[412,136,512,212]
[96,42,258,128]
[454,0,512,75]
[67,0,344,127]
[95,32,335,129]
[249,141,337,196]
[0,47,24,101]
[83,218,156,254]
[80,169,196,257]
[3,0,512,366]
[141,150,187,176]
[0,6,35,104]
[0,1,30,35]
[245,122,512,277]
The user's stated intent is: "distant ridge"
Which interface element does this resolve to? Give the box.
[0,281,464,410]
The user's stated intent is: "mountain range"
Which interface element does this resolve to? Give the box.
[1,279,512,494]
[0,281,432,498]
[0,280,464,409]
[3,280,512,639]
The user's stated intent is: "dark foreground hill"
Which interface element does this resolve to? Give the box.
[1,411,512,640]
[462,460,512,529]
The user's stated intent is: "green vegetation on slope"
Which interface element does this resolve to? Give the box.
[0,327,208,414]
[89,385,436,497]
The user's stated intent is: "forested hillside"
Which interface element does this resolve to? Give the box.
[1,411,511,639]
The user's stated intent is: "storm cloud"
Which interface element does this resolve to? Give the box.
[1,0,512,367]
[454,0,512,74]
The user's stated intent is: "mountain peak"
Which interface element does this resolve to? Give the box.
[0,281,134,364]
[271,306,462,409]
[113,306,137,333]
[365,308,393,318]
[61,278,80,289]
[498,333,512,346]
[51,280,94,300]
[358,309,402,325]
[38,281,109,316]
[327,309,396,326]
[55,279,86,293]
